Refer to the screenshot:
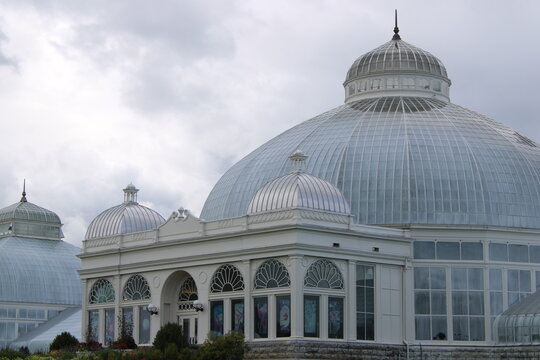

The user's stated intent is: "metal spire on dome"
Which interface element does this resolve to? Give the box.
[289,150,307,173]
[392,9,401,40]
[123,183,139,204]
[20,179,27,203]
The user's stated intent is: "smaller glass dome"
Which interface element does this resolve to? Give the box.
[0,186,63,239]
[85,184,165,240]
[494,290,540,344]
[247,151,351,215]
[343,21,451,103]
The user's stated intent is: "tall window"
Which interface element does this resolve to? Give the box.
[357,264,374,340]
[89,279,115,304]
[253,259,291,339]
[414,267,447,341]
[123,275,151,301]
[451,267,484,341]
[303,259,345,338]
[508,269,531,306]
[209,264,244,337]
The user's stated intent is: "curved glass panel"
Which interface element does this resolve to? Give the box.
[89,279,115,304]
[304,259,344,289]
[122,275,151,301]
[202,97,540,230]
[210,264,244,293]
[254,259,291,289]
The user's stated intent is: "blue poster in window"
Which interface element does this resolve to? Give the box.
[210,301,224,337]
[254,297,268,338]
[232,299,244,333]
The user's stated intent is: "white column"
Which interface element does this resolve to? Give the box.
[81,279,88,341]
[242,260,252,340]
[347,260,356,340]
[114,275,121,340]
[289,255,303,338]
[403,259,414,341]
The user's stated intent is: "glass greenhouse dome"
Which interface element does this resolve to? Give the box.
[494,290,540,344]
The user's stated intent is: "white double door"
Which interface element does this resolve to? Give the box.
[177,313,198,344]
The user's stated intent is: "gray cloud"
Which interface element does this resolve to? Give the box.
[0,29,18,69]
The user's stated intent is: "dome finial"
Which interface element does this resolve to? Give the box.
[123,182,139,204]
[20,179,27,203]
[289,150,307,173]
[392,9,401,40]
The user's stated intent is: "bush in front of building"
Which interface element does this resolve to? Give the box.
[0,348,27,359]
[50,332,79,352]
[196,332,247,360]
[152,323,186,352]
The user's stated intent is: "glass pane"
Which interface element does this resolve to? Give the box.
[461,242,483,260]
[122,307,134,339]
[452,268,467,290]
[415,316,431,340]
[431,291,446,315]
[489,269,502,291]
[431,268,446,289]
[104,309,114,345]
[414,267,429,289]
[489,243,508,261]
[469,292,484,315]
[328,297,344,339]
[520,270,531,292]
[509,245,529,263]
[415,291,430,314]
[490,292,503,316]
[276,295,291,337]
[453,316,469,340]
[414,241,435,259]
[452,291,468,315]
[468,268,484,290]
[469,317,485,341]
[508,270,519,292]
[231,299,244,334]
[210,301,224,337]
[88,310,99,342]
[254,297,268,338]
[437,242,460,260]
[432,316,447,340]
[531,246,540,263]
[139,306,150,344]
[304,295,319,337]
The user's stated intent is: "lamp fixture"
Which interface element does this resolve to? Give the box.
[193,300,204,312]
[147,303,159,315]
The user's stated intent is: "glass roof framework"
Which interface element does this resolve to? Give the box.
[0,236,81,304]
[201,96,540,229]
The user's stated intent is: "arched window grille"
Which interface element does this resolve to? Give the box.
[210,264,245,293]
[178,276,198,311]
[89,279,115,304]
[122,275,151,301]
[304,259,344,289]
[254,259,291,289]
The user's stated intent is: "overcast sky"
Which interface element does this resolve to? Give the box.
[0,0,538,247]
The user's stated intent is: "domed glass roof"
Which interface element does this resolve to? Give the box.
[85,184,165,240]
[0,236,81,304]
[202,96,540,229]
[247,151,351,215]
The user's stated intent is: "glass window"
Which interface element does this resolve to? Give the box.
[304,295,319,337]
[304,259,344,289]
[357,264,375,340]
[437,242,460,260]
[254,259,290,289]
[413,241,435,259]
[210,265,245,293]
[88,310,99,342]
[178,276,198,311]
[122,307,134,339]
[451,267,485,341]
[123,275,151,301]
[489,243,508,261]
[210,301,224,337]
[461,242,483,260]
[105,309,115,345]
[89,279,115,304]
[254,297,268,338]
[328,297,344,339]
[414,267,448,341]
[231,299,244,334]
[509,245,529,263]
[530,246,540,263]
[276,295,291,337]
[139,306,150,344]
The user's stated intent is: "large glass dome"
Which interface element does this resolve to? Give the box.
[201,29,540,229]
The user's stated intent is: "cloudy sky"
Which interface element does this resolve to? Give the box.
[0,0,538,247]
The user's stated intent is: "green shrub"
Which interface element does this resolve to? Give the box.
[197,332,247,360]
[0,348,27,359]
[163,343,178,360]
[50,332,79,352]
[178,347,197,360]
[152,323,186,352]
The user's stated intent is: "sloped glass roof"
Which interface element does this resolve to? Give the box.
[202,96,540,229]
[0,237,81,304]
[0,201,61,225]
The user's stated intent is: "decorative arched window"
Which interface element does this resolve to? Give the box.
[304,259,344,289]
[122,275,151,301]
[210,264,244,293]
[254,259,290,289]
[178,276,198,311]
[89,279,115,304]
